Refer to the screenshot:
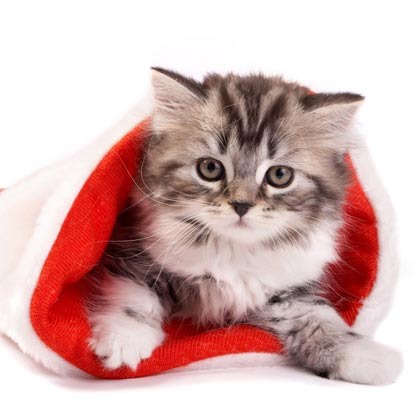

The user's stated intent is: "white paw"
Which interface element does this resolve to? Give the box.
[89,315,165,370]
[334,338,403,385]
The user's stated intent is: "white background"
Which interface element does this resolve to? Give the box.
[0,1,413,414]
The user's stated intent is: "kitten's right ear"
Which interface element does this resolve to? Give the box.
[300,92,364,132]
[150,67,205,133]
[299,92,364,153]
[151,67,205,109]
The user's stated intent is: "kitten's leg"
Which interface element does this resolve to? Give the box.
[257,294,403,385]
[88,275,166,370]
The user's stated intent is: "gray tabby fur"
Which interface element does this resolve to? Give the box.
[87,69,402,384]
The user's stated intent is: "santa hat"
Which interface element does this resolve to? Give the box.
[0,99,398,379]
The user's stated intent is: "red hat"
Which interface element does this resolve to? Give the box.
[0,105,398,378]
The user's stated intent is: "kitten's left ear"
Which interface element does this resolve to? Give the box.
[301,92,364,132]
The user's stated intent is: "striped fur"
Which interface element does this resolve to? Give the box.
[87,69,402,384]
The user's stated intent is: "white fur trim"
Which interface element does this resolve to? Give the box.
[349,142,399,334]
[0,97,152,375]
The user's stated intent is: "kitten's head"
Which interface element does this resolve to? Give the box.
[140,68,363,247]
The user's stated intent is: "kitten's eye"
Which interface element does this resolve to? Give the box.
[266,166,294,188]
[197,158,225,181]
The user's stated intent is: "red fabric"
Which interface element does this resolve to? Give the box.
[30,119,378,379]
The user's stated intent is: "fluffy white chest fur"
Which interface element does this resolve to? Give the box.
[144,220,339,322]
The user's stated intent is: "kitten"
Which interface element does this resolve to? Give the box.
[88,68,402,384]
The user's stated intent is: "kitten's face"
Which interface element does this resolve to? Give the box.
[141,69,363,246]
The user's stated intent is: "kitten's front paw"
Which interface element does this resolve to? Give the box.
[89,316,165,370]
[334,338,403,385]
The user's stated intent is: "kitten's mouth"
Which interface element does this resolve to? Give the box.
[233,218,249,228]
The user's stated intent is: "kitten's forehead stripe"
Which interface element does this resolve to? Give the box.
[235,80,262,140]
[260,94,287,157]
[216,79,288,156]
[218,83,243,153]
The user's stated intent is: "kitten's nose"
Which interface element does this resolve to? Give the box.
[229,201,254,217]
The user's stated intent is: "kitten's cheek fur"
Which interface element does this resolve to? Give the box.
[333,339,403,385]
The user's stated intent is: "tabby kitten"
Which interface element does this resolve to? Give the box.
[88,68,402,384]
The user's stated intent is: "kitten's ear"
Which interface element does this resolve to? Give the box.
[151,67,206,100]
[301,92,364,132]
[151,67,205,110]
[150,67,205,133]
